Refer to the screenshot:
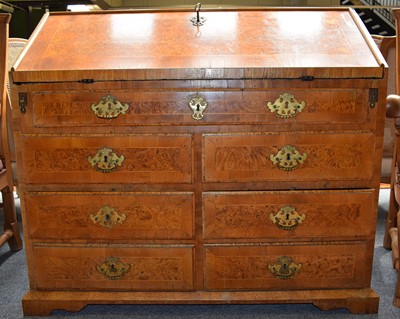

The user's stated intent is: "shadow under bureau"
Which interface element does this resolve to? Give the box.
[10,7,388,316]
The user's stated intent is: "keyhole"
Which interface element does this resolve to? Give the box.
[110,264,116,272]
[105,214,110,222]
[104,155,108,162]
[286,213,290,220]
[286,153,291,161]
[196,103,200,111]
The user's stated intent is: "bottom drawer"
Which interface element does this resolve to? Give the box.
[205,243,368,290]
[33,245,194,291]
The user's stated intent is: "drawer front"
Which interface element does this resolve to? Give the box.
[203,190,374,240]
[203,132,374,183]
[20,134,192,184]
[27,89,368,128]
[205,243,367,290]
[33,245,194,291]
[25,192,194,240]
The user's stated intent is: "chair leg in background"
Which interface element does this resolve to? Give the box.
[1,186,22,251]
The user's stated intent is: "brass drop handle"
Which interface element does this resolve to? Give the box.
[270,206,305,230]
[268,256,302,279]
[188,96,208,120]
[91,94,129,119]
[90,205,127,228]
[270,145,307,171]
[96,257,131,280]
[267,93,306,118]
[88,146,125,173]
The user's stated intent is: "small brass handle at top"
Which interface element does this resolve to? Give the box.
[270,205,305,230]
[267,93,306,119]
[270,145,307,171]
[91,94,129,119]
[268,256,302,279]
[96,257,131,280]
[88,146,125,173]
[188,96,208,120]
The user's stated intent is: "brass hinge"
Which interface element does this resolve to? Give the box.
[18,92,27,113]
[369,88,378,108]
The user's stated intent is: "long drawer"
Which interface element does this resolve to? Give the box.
[203,190,375,241]
[25,192,194,240]
[24,89,369,129]
[205,243,368,290]
[203,131,375,183]
[19,134,192,184]
[33,245,194,291]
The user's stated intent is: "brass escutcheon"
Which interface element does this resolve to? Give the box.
[88,146,125,173]
[96,257,131,280]
[270,145,307,171]
[90,205,126,228]
[91,94,129,119]
[267,93,306,119]
[188,96,208,120]
[270,205,305,230]
[268,256,302,279]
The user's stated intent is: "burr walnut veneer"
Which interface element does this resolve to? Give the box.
[10,8,388,316]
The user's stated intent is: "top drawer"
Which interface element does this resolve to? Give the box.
[22,89,370,129]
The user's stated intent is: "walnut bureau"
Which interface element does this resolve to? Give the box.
[10,8,388,316]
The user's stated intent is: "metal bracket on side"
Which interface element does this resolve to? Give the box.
[18,92,27,113]
[369,88,378,108]
[190,3,206,26]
